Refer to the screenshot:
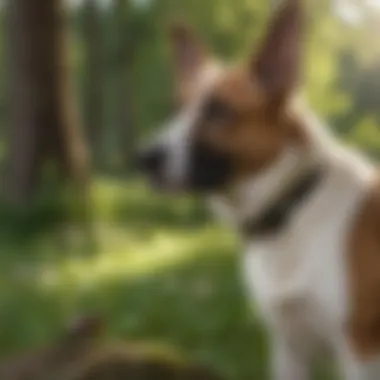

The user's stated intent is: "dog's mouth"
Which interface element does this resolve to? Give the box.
[136,145,168,189]
[184,141,233,193]
[138,141,232,195]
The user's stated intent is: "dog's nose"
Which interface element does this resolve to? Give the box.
[137,146,166,174]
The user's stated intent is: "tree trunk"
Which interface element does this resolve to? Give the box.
[119,63,135,169]
[114,0,136,169]
[8,0,89,206]
[83,0,103,165]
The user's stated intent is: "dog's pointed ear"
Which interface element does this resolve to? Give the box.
[252,0,303,104]
[169,22,206,82]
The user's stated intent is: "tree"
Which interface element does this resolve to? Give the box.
[7,0,89,206]
[113,0,137,169]
[83,0,104,166]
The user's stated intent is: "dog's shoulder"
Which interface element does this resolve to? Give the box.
[348,174,380,360]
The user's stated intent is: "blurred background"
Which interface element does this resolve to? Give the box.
[0,0,380,378]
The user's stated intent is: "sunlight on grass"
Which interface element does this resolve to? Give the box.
[40,225,235,291]
[0,177,336,379]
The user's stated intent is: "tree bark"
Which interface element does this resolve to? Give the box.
[83,0,103,165]
[118,63,135,169]
[114,0,136,169]
[8,0,89,206]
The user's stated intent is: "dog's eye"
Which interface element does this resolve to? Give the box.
[202,99,236,125]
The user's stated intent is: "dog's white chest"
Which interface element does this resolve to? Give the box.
[242,220,349,351]
[238,156,375,355]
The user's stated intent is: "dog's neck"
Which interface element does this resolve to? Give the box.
[208,109,346,233]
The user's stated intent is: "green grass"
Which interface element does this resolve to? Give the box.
[0,177,335,379]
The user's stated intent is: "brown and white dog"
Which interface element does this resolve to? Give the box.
[138,0,380,379]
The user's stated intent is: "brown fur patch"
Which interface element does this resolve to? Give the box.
[168,0,305,185]
[348,177,380,359]
[193,66,306,182]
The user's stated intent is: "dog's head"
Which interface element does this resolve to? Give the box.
[139,0,307,195]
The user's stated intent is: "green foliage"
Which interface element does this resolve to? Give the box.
[0,177,267,380]
[4,1,380,379]
[1,0,380,166]
[0,177,342,379]
[76,0,380,162]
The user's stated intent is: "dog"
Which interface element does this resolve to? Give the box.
[0,316,225,380]
[138,0,380,378]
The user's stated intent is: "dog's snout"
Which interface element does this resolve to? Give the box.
[137,146,166,174]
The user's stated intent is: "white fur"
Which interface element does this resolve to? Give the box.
[210,113,377,379]
[145,63,224,189]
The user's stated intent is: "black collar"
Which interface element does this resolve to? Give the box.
[240,167,324,238]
